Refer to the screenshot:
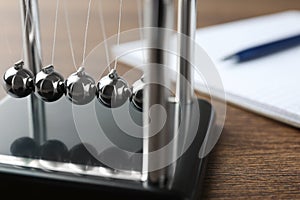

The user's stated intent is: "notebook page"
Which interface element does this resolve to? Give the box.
[198,11,300,126]
[114,11,300,127]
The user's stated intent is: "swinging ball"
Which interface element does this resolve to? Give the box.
[65,67,96,105]
[3,60,34,98]
[97,69,132,108]
[35,65,65,102]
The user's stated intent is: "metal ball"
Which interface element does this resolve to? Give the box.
[3,60,34,98]
[97,69,132,108]
[35,65,65,102]
[65,67,96,105]
[130,76,144,111]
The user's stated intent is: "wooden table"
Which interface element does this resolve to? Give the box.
[198,1,300,199]
[0,0,299,199]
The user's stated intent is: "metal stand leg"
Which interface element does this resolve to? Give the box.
[174,0,197,165]
[20,0,46,144]
[143,0,174,187]
[177,0,197,104]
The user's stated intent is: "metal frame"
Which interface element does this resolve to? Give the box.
[20,0,46,144]
[18,0,199,189]
[143,0,197,186]
[177,0,197,104]
[142,0,174,186]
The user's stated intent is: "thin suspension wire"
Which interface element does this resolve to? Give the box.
[20,0,45,67]
[51,0,60,64]
[20,0,30,60]
[82,0,92,66]
[98,0,111,72]
[63,0,77,70]
[0,2,29,64]
[3,27,13,63]
[1,19,14,63]
[113,0,123,70]
[137,0,145,64]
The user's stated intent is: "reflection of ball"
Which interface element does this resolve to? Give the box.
[35,65,65,102]
[97,147,130,170]
[97,69,132,108]
[3,60,34,98]
[130,76,144,111]
[129,149,142,171]
[65,67,96,105]
[10,137,39,158]
[69,143,99,166]
[39,140,69,162]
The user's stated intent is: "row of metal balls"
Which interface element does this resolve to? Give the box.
[3,60,143,110]
[11,137,142,171]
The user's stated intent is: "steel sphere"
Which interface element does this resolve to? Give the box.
[97,69,132,108]
[65,67,96,105]
[3,60,34,98]
[35,65,65,102]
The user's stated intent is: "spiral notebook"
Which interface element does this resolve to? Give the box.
[115,11,300,128]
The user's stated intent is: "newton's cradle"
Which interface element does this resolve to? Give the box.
[0,0,216,199]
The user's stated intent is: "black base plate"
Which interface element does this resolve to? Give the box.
[0,98,214,199]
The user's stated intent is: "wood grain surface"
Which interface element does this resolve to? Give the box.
[0,0,299,199]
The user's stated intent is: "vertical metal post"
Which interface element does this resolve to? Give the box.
[173,0,197,163]
[20,0,46,144]
[143,0,174,186]
[176,0,197,104]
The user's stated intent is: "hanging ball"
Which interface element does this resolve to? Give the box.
[35,65,65,102]
[39,140,69,162]
[3,60,34,98]
[65,67,96,105]
[97,69,132,108]
[10,137,39,159]
[130,76,144,111]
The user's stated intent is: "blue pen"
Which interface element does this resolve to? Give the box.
[223,34,300,62]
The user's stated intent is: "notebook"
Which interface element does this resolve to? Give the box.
[114,11,300,128]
